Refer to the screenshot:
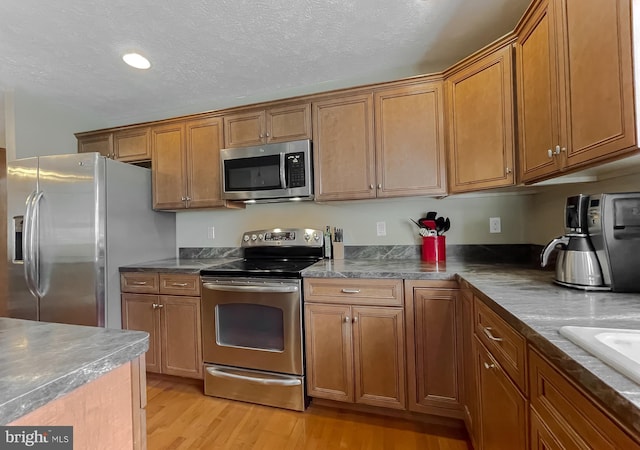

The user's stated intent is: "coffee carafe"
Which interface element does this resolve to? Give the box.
[540,194,606,289]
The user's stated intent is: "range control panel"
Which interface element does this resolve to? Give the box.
[241,228,324,247]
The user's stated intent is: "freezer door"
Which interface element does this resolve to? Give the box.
[36,153,104,326]
[6,157,39,320]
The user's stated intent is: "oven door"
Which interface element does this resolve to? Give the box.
[201,277,303,375]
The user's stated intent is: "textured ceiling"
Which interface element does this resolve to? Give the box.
[0,0,530,128]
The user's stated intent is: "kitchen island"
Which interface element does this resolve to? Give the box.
[0,318,148,449]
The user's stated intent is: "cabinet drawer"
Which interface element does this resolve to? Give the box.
[304,278,403,306]
[474,297,527,393]
[121,272,159,294]
[529,347,640,449]
[159,274,200,296]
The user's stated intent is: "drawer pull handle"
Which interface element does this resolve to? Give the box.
[132,281,148,285]
[483,362,496,370]
[341,289,361,294]
[482,327,503,342]
[171,282,189,287]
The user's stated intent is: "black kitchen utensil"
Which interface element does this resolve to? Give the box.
[443,218,450,234]
[410,218,424,228]
[435,217,445,235]
[426,211,437,220]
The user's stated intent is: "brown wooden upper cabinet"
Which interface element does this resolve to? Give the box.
[313,81,446,201]
[445,40,516,194]
[77,126,151,163]
[375,81,447,198]
[77,132,113,158]
[223,102,311,148]
[516,0,636,183]
[152,116,234,210]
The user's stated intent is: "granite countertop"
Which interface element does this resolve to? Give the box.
[0,318,149,425]
[303,258,640,437]
[119,257,239,274]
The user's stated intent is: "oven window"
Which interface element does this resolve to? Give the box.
[224,155,281,191]
[215,303,284,351]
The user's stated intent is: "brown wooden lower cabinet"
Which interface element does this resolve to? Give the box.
[304,303,406,410]
[121,272,203,380]
[528,347,640,449]
[475,336,528,450]
[460,282,478,447]
[404,280,463,418]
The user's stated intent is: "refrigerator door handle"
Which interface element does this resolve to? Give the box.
[23,190,38,298]
[31,191,45,298]
[23,190,44,298]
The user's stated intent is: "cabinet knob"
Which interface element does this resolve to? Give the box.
[352,317,358,323]
[370,184,374,189]
[554,145,561,155]
[344,316,350,323]
[377,183,382,189]
[157,304,164,308]
[483,362,496,370]
[152,303,158,309]
[266,132,270,138]
[259,133,264,139]
[186,196,191,201]
[505,167,512,174]
[547,149,553,158]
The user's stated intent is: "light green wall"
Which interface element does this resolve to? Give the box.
[8,89,103,160]
[176,193,534,248]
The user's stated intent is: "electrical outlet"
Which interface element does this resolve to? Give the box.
[489,217,501,234]
[207,226,215,240]
[376,221,387,237]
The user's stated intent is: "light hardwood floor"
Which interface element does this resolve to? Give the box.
[146,375,472,450]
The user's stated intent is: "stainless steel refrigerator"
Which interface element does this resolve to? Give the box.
[5,152,176,328]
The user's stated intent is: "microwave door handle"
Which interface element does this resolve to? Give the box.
[280,153,287,189]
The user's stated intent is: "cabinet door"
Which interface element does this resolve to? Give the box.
[461,285,478,445]
[160,296,203,379]
[223,110,265,148]
[446,44,515,193]
[353,306,406,410]
[114,127,151,162]
[476,337,528,450]
[304,304,353,402]
[531,409,565,450]
[374,82,447,198]
[559,0,636,168]
[406,285,461,416]
[516,0,563,182]
[152,122,187,210]
[266,103,311,143]
[77,133,113,158]
[312,93,376,201]
[122,293,161,374]
[186,116,226,208]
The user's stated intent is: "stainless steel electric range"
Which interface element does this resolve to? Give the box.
[199,227,324,411]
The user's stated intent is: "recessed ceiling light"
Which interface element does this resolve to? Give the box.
[122,53,151,70]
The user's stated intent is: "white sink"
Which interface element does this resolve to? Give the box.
[559,326,640,385]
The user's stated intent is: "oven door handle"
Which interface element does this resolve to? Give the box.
[206,367,302,386]
[202,283,298,294]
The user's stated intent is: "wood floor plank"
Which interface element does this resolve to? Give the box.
[146,375,471,450]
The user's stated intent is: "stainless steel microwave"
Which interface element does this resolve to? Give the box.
[220,139,313,202]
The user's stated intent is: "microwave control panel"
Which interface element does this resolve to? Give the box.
[286,152,306,188]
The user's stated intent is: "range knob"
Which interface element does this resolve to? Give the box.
[313,232,320,241]
[304,233,311,241]
[243,235,250,242]
[251,234,258,241]
[258,234,264,241]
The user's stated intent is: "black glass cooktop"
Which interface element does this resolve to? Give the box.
[200,258,322,279]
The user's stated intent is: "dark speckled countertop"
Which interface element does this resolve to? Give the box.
[121,256,640,436]
[0,318,148,425]
[119,257,238,273]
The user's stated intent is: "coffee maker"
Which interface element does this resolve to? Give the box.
[587,193,640,292]
[541,194,606,290]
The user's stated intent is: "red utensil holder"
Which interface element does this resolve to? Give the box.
[421,235,446,262]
